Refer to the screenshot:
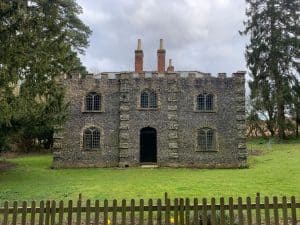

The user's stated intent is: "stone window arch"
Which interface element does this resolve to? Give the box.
[83,126,100,150]
[197,127,216,151]
[85,92,101,111]
[140,90,157,108]
[197,93,214,111]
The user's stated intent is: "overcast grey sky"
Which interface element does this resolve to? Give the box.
[76,0,248,76]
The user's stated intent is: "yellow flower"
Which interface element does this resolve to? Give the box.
[170,217,175,223]
[107,219,111,225]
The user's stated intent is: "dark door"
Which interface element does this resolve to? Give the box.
[140,127,157,163]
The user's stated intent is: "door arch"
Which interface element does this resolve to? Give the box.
[140,127,157,163]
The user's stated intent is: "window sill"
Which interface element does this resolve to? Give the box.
[82,148,101,151]
[137,108,159,111]
[81,110,104,113]
[194,110,216,113]
[195,150,218,152]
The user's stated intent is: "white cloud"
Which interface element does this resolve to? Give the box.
[76,0,248,75]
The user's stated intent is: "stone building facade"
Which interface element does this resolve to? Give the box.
[52,39,247,168]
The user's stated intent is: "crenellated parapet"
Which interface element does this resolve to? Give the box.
[61,70,244,86]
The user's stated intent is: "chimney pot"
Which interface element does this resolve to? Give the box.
[135,39,143,73]
[167,59,174,72]
[157,39,166,73]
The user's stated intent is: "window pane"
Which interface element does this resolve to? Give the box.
[206,94,213,110]
[197,94,205,110]
[206,129,214,150]
[92,129,100,148]
[83,129,92,149]
[149,92,157,108]
[86,95,93,111]
[198,130,206,150]
[94,95,101,110]
[141,92,149,108]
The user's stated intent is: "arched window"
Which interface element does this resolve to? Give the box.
[197,93,214,111]
[140,90,157,108]
[85,93,101,111]
[83,127,100,150]
[198,128,215,151]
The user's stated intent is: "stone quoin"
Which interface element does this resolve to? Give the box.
[52,39,247,168]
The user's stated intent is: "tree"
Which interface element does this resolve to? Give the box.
[291,79,300,137]
[241,0,299,139]
[0,0,91,151]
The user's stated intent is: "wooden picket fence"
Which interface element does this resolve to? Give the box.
[0,193,299,225]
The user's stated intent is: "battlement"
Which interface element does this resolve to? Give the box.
[62,70,246,83]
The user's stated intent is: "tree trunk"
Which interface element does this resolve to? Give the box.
[277,103,286,139]
[296,110,299,137]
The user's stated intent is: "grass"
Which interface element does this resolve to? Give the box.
[0,138,299,203]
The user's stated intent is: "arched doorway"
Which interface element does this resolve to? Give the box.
[140,127,157,163]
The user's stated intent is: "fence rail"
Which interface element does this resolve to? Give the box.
[1,194,299,225]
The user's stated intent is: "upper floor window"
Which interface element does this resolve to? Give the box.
[83,127,100,150]
[197,93,214,111]
[198,128,215,151]
[85,93,101,111]
[141,90,157,108]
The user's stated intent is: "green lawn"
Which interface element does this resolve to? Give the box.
[0,138,299,203]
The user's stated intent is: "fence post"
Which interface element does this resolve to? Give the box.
[148,199,153,225]
[12,201,18,225]
[50,200,56,225]
[185,198,190,225]
[3,201,8,225]
[112,200,117,225]
[174,198,179,225]
[238,197,244,225]
[67,200,73,225]
[264,196,270,225]
[39,201,45,225]
[255,194,261,225]
[30,201,36,225]
[291,196,297,225]
[202,198,207,225]
[220,197,225,225]
[95,200,100,225]
[165,198,170,225]
[121,199,126,225]
[273,196,279,225]
[139,199,144,225]
[179,198,184,225]
[86,199,91,225]
[58,200,64,225]
[282,196,288,225]
[21,201,27,225]
[45,200,50,225]
[211,198,216,225]
[246,197,252,225]
[130,199,135,225]
[104,199,108,225]
[76,199,81,225]
[229,197,234,225]
[157,199,162,225]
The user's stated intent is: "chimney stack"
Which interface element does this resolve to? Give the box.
[157,39,166,73]
[135,39,143,73]
[167,59,174,72]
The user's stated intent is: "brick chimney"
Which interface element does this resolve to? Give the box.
[135,39,143,73]
[167,59,174,72]
[157,39,166,73]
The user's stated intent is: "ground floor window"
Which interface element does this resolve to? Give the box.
[83,127,100,150]
[198,128,215,151]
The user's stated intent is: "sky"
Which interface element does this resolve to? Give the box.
[76,0,249,76]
